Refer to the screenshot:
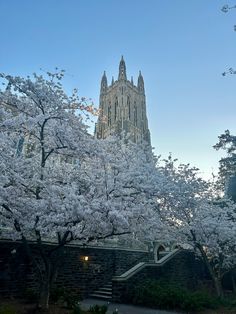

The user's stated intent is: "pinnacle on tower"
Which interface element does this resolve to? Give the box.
[100,71,107,93]
[137,70,145,93]
[118,55,127,80]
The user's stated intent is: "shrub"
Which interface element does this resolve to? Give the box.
[72,304,83,314]
[63,293,79,309]
[220,296,236,309]
[22,288,39,303]
[130,280,219,311]
[50,287,65,303]
[0,305,16,314]
[88,304,108,314]
[181,291,219,311]
[50,287,80,309]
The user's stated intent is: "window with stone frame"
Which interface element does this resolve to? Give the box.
[108,105,111,126]
[127,96,131,120]
[114,97,118,120]
[134,102,137,126]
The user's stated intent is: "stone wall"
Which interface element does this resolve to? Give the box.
[113,249,151,276]
[1,240,233,303]
[0,240,150,298]
[0,241,30,297]
[112,250,208,302]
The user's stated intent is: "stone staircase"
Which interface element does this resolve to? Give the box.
[90,282,112,300]
[113,249,181,281]
[89,250,181,301]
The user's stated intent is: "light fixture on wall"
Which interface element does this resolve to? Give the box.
[83,256,89,262]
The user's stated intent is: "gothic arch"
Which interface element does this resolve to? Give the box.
[153,243,166,262]
[171,244,181,250]
[108,105,111,126]
[114,97,118,121]
[134,102,137,126]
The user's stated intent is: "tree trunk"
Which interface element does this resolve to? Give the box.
[231,271,236,294]
[21,235,65,310]
[205,261,223,298]
[38,280,50,311]
[37,258,52,311]
[213,276,223,298]
[37,251,62,310]
[196,245,224,298]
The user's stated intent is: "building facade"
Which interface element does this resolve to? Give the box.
[95,57,151,145]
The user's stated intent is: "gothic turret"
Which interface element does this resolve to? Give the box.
[118,56,127,80]
[137,71,145,93]
[100,71,107,93]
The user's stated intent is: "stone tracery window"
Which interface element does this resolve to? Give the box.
[108,105,111,126]
[114,97,118,120]
[134,102,137,126]
[127,96,131,120]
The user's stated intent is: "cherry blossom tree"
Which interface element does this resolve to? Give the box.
[81,137,161,247]
[155,156,236,297]
[0,72,158,309]
[214,130,236,189]
[221,4,236,76]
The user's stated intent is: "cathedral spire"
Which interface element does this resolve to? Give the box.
[137,70,145,93]
[118,55,127,80]
[100,71,107,93]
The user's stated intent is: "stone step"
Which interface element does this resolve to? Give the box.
[98,287,112,292]
[103,282,112,286]
[102,284,112,289]
[90,293,112,300]
[93,289,112,295]
[90,282,113,300]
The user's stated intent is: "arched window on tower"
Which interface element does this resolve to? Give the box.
[114,97,118,120]
[134,103,137,126]
[108,105,111,126]
[127,96,131,120]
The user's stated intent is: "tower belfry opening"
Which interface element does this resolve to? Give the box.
[95,57,151,145]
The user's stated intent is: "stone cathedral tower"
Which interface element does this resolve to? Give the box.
[95,57,151,145]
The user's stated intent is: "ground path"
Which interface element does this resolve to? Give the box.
[81,298,183,314]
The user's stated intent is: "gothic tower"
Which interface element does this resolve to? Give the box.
[95,57,151,145]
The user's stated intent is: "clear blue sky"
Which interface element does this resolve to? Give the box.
[1,0,236,178]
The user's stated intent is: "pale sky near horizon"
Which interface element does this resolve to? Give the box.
[0,0,236,178]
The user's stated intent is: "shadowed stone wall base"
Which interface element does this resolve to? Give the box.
[0,240,151,298]
[112,250,208,302]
